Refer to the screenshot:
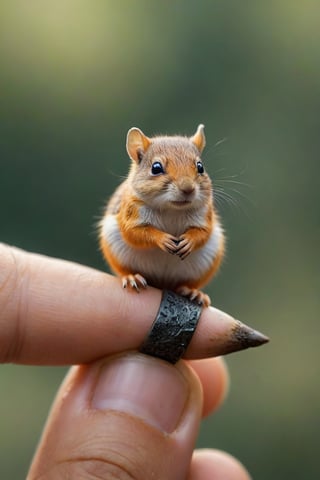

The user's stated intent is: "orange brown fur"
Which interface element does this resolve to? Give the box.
[99,125,225,306]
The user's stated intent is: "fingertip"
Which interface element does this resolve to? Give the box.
[29,353,205,480]
[188,449,252,480]
[187,305,269,359]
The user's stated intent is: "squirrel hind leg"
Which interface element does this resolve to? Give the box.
[122,273,148,292]
[175,286,211,307]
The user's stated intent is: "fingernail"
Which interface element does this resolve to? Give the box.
[91,353,189,433]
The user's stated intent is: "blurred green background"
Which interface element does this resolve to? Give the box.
[0,1,319,478]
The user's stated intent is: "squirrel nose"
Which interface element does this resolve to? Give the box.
[179,178,195,196]
[182,185,195,195]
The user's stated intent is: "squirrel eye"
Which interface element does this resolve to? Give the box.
[197,161,204,174]
[151,161,164,175]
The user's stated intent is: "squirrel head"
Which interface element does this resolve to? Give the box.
[126,125,212,210]
[126,124,206,162]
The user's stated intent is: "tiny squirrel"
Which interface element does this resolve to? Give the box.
[99,124,225,307]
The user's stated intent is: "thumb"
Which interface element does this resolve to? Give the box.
[28,352,203,480]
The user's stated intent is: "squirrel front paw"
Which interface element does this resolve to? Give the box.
[175,236,194,260]
[158,233,180,255]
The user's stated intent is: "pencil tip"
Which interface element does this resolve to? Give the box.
[231,321,270,351]
[248,329,270,347]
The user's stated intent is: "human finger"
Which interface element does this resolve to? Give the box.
[0,244,268,365]
[187,449,252,480]
[188,357,229,418]
[28,352,203,480]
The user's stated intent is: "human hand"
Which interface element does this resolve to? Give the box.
[0,244,255,479]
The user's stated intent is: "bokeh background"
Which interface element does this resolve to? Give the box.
[0,1,319,478]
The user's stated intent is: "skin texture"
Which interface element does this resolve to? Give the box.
[0,245,267,365]
[0,244,253,479]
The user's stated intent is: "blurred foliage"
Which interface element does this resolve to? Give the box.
[0,1,319,478]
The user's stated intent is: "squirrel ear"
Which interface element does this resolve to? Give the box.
[126,128,151,163]
[190,124,206,153]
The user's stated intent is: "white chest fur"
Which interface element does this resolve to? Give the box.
[138,205,208,237]
[102,212,223,289]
